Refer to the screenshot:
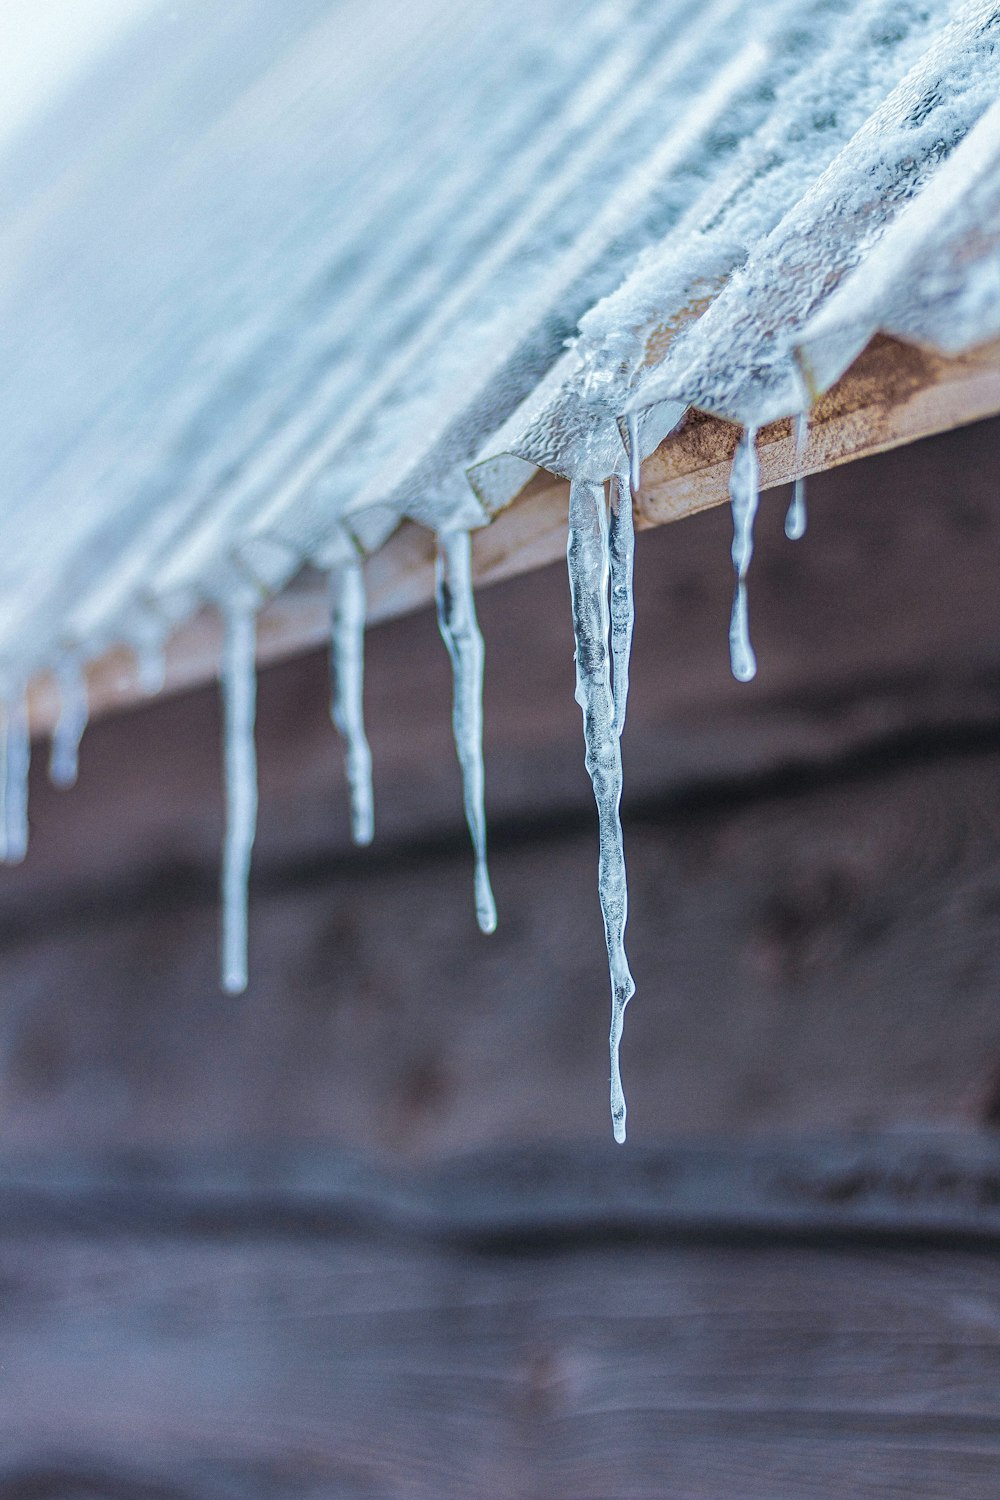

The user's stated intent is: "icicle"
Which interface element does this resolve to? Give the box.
[49,656,89,789]
[0,703,8,864]
[136,638,167,696]
[435,528,496,935]
[567,479,635,1144]
[608,470,634,738]
[626,410,641,495]
[1,691,30,865]
[219,600,258,995]
[728,425,760,683]
[129,607,169,695]
[785,410,808,541]
[329,557,374,847]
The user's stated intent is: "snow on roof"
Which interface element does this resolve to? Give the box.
[1,0,998,1138]
[1,0,996,685]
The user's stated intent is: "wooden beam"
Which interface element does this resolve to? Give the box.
[6,1133,1000,1242]
[6,1138,1000,1498]
[27,334,1000,733]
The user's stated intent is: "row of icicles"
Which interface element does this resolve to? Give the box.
[0,418,808,1141]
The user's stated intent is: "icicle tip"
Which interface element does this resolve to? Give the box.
[221,965,248,997]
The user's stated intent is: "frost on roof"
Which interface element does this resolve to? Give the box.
[629,0,1000,429]
[797,93,1000,392]
[471,0,953,500]
[1,0,998,679]
[1,0,999,1140]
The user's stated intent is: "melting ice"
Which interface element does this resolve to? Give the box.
[435,527,497,935]
[1,692,30,865]
[219,601,258,994]
[785,409,808,541]
[728,424,759,682]
[329,557,375,847]
[50,656,89,789]
[567,478,635,1143]
[626,410,641,495]
[608,470,634,737]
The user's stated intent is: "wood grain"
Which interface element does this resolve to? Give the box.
[4,399,1000,1499]
[4,1140,1000,1499]
[9,415,1000,914]
[7,1133,1000,1243]
[4,729,1000,1154]
[27,335,1000,734]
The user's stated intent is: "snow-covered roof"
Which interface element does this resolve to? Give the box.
[1,0,999,1139]
[1,0,997,687]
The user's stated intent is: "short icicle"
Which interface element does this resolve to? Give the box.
[626,410,641,495]
[130,607,169,695]
[567,479,636,1144]
[728,425,760,683]
[329,557,374,847]
[785,410,808,541]
[219,599,258,995]
[608,470,635,737]
[50,655,89,789]
[1,690,31,865]
[435,527,496,935]
[136,639,167,696]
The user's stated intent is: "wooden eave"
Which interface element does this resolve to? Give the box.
[27,332,1000,734]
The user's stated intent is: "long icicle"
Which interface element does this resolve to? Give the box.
[220,600,258,994]
[785,409,808,541]
[329,557,375,847]
[2,690,30,865]
[50,655,89,789]
[568,479,635,1144]
[608,469,635,738]
[435,528,496,935]
[728,424,760,683]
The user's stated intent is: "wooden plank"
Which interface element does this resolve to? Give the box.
[27,334,1000,734]
[4,420,1000,1159]
[5,726,1000,1154]
[10,414,1000,908]
[4,1142,1000,1498]
[6,1134,1000,1243]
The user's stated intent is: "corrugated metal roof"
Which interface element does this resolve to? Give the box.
[2,0,997,684]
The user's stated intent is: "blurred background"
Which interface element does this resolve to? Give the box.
[4,422,1000,1496]
[0,0,155,153]
[2,2,1000,1497]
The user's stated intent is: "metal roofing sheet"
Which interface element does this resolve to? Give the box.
[1,0,997,687]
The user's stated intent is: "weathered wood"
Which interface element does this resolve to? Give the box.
[4,728,1000,1153]
[27,335,1000,733]
[3,410,1000,1500]
[6,1134,1000,1244]
[9,417,1000,909]
[4,1142,1000,1499]
[4,425,1000,1158]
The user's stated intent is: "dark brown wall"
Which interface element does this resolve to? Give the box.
[2,418,1000,1497]
[3,416,1000,1152]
